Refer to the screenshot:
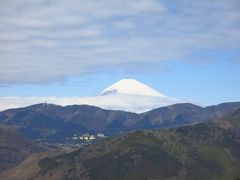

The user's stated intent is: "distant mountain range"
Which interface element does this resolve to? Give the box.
[2,108,240,180]
[0,102,240,142]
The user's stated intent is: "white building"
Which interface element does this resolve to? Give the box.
[97,133,105,138]
[89,135,95,140]
[83,136,89,140]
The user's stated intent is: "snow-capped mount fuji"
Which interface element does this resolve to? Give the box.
[96,79,181,112]
[101,79,166,97]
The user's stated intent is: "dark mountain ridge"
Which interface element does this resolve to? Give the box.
[0,102,240,142]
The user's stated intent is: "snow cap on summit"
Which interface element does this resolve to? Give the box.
[101,79,166,97]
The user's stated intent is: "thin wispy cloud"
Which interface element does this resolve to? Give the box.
[0,0,239,84]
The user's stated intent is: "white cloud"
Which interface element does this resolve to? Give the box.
[0,94,181,113]
[0,0,239,84]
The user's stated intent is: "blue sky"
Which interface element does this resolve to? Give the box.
[0,0,240,109]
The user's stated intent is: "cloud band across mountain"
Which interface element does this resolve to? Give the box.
[0,79,180,112]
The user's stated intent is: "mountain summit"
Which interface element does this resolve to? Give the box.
[96,79,180,112]
[101,79,166,97]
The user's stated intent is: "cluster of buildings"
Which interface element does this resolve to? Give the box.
[70,133,106,142]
